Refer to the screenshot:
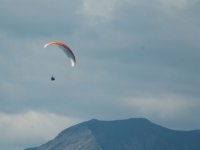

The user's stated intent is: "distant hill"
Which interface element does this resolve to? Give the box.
[24,118,200,150]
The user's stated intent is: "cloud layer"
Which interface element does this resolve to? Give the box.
[0,110,81,150]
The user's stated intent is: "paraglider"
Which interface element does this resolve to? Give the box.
[43,41,76,81]
[44,41,76,67]
[51,75,55,81]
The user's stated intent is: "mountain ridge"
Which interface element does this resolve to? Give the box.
[25,118,200,150]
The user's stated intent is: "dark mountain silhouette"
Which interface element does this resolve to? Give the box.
[24,118,200,150]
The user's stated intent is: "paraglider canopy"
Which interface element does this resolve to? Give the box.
[44,41,76,67]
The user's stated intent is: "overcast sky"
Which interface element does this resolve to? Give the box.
[0,0,200,149]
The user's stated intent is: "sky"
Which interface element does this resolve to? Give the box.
[0,0,200,149]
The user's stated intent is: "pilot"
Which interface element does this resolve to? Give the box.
[51,76,55,81]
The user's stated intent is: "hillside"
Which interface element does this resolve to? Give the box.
[25,118,200,150]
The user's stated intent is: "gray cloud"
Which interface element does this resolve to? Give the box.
[0,110,81,150]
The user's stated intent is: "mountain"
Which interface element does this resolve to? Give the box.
[24,118,200,150]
